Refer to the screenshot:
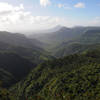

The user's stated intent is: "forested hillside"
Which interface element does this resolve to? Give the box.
[1,28,100,100]
[0,69,15,87]
[10,49,100,100]
[28,26,86,47]
[0,32,53,87]
[0,52,35,85]
[0,31,43,49]
[53,29,100,57]
[0,41,53,64]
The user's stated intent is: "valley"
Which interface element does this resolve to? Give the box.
[1,26,100,100]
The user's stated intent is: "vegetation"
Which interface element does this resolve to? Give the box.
[53,29,100,57]
[0,81,15,100]
[0,52,35,84]
[10,50,100,100]
[0,69,15,88]
[1,28,100,100]
[0,32,53,64]
[0,32,54,87]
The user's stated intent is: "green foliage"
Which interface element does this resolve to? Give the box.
[2,29,100,100]
[0,31,54,89]
[0,69,15,87]
[79,29,100,44]
[0,87,15,100]
[0,31,54,64]
[0,52,36,87]
[0,40,54,64]
[10,49,100,100]
[53,29,100,58]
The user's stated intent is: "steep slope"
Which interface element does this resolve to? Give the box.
[0,32,54,89]
[0,87,15,100]
[0,69,15,87]
[0,30,54,64]
[53,43,100,57]
[10,49,100,100]
[79,29,100,44]
[0,31,43,50]
[29,26,85,45]
[0,41,53,64]
[0,52,35,83]
[53,29,100,57]
[29,26,100,51]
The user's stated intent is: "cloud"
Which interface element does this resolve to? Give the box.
[58,4,72,10]
[0,2,100,33]
[74,2,85,8]
[40,0,51,7]
[0,2,63,32]
[0,2,24,13]
[89,17,100,26]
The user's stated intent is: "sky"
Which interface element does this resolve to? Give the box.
[0,0,100,32]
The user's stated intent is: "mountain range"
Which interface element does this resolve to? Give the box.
[28,26,100,57]
[1,26,100,100]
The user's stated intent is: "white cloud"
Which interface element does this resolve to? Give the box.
[40,0,51,7]
[0,2,63,32]
[89,17,100,26]
[0,2,24,13]
[74,2,85,8]
[58,4,72,10]
[0,2,100,33]
[58,4,63,8]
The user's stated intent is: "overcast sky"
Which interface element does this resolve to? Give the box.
[0,0,100,32]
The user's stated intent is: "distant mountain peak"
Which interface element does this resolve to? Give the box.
[59,26,71,31]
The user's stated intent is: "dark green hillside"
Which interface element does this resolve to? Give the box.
[0,31,53,64]
[40,62,100,100]
[0,41,53,64]
[0,32,54,88]
[79,29,100,44]
[53,29,100,58]
[0,69,15,87]
[0,81,15,100]
[54,43,100,57]
[0,52,35,83]
[1,28,100,100]
[0,88,15,100]
[0,31,43,50]
[10,50,100,100]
